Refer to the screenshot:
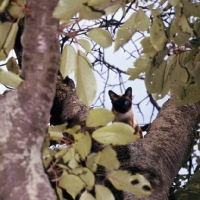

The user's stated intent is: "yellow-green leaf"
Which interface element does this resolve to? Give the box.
[79,4,103,20]
[6,56,20,74]
[168,0,180,6]
[178,14,193,35]
[80,191,95,200]
[92,122,137,145]
[150,14,167,51]
[86,152,101,172]
[127,55,151,80]
[53,0,85,20]
[0,22,18,60]
[73,132,92,160]
[42,147,54,169]
[75,53,97,106]
[135,9,150,31]
[72,167,95,190]
[105,3,121,15]
[0,0,9,13]
[95,185,115,200]
[86,108,114,127]
[170,19,190,46]
[63,147,80,169]
[87,28,112,48]
[88,0,110,7]
[98,145,119,170]
[0,69,23,88]
[78,39,91,53]
[60,44,77,78]
[114,12,137,51]
[145,60,166,93]
[108,170,153,198]
[59,173,85,199]
[48,123,67,139]
[7,0,25,18]
[56,186,64,200]
[140,37,156,55]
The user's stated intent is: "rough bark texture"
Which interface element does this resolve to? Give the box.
[50,74,89,128]
[110,99,200,200]
[0,0,59,199]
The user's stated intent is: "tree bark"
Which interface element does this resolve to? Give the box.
[110,98,200,200]
[0,0,59,199]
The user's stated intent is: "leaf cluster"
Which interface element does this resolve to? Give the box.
[43,108,153,200]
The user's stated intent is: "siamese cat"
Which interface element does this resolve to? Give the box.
[108,87,143,139]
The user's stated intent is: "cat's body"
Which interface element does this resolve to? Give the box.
[108,87,143,139]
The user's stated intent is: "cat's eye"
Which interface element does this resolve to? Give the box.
[124,100,130,107]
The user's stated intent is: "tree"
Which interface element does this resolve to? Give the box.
[0,0,200,200]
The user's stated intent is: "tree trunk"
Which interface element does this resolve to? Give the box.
[0,0,59,199]
[110,98,200,200]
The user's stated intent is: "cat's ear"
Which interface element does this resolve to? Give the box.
[124,87,132,99]
[108,90,119,101]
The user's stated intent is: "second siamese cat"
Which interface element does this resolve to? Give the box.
[108,87,143,139]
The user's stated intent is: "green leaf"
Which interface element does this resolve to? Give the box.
[170,19,190,46]
[56,186,64,200]
[73,132,92,160]
[86,152,101,172]
[48,123,67,139]
[108,171,153,198]
[86,108,114,127]
[53,0,85,20]
[7,0,25,18]
[140,37,156,55]
[72,167,95,190]
[150,14,167,51]
[80,191,95,200]
[168,0,180,6]
[172,84,200,106]
[87,28,112,48]
[183,1,200,18]
[63,147,80,169]
[59,173,85,199]
[78,39,91,53]
[92,122,138,145]
[42,147,54,169]
[0,69,23,88]
[6,56,20,74]
[98,145,119,170]
[0,0,9,13]
[0,22,18,60]
[60,44,77,78]
[75,53,97,106]
[65,125,81,135]
[114,12,137,51]
[95,185,115,200]
[145,60,166,93]
[152,48,168,67]
[127,67,145,80]
[105,3,121,15]
[135,9,150,31]
[127,55,151,80]
[178,14,193,35]
[170,58,189,99]
[88,0,110,6]
[54,146,68,159]
[79,5,103,20]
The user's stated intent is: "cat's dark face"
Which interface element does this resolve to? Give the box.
[108,87,132,114]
